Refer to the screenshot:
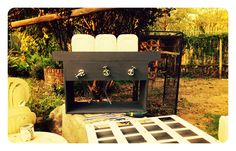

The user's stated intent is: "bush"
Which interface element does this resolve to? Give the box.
[29,53,60,79]
[8,27,61,79]
[27,94,64,121]
[8,53,30,77]
[25,78,64,131]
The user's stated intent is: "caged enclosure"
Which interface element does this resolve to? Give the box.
[53,31,183,115]
[139,31,183,115]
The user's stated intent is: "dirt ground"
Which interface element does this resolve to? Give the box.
[177,78,228,138]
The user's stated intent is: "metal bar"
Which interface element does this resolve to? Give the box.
[174,36,184,114]
[162,56,168,106]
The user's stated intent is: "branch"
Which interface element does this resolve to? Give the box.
[82,16,92,30]
[10,8,112,28]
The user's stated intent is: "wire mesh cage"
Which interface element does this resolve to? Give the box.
[138,31,184,115]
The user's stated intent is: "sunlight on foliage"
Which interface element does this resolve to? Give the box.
[152,8,228,36]
[8,26,60,79]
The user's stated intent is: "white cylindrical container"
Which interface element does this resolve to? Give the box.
[95,34,117,51]
[117,34,138,52]
[72,34,95,52]
[20,123,34,142]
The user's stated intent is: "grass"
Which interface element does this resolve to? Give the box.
[148,88,163,97]
[178,78,228,139]
[203,113,221,139]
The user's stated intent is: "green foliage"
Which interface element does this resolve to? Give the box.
[8,26,61,79]
[25,78,64,131]
[183,34,228,66]
[27,95,63,121]
[8,53,30,77]
[9,8,172,51]
[73,8,172,36]
[153,8,228,36]
[52,84,64,96]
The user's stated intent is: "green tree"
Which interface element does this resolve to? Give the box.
[152,8,228,36]
[9,8,172,51]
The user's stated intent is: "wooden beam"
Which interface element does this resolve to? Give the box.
[10,8,112,28]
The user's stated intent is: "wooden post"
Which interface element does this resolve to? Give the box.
[219,38,223,79]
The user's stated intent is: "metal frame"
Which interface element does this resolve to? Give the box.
[53,52,160,113]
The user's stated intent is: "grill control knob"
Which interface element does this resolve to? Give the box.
[128,66,136,76]
[103,66,111,77]
[75,69,86,78]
